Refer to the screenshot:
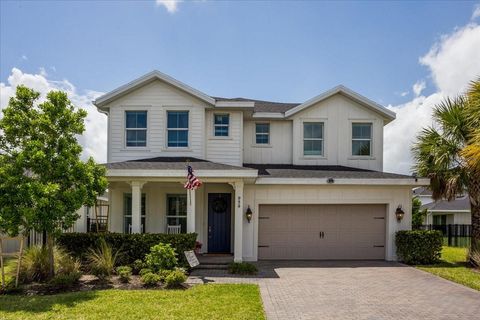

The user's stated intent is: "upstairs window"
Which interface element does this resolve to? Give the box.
[255,123,270,144]
[167,111,189,147]
[125,111,147,147]
[303,122,324,156]
[214,114,229,137]
[352,123,372,156]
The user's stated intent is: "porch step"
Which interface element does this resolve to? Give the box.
[194,263,229,270]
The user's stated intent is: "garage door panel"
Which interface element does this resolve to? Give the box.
[258,204,386,260]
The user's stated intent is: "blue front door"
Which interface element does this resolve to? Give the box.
[208,193,231,253]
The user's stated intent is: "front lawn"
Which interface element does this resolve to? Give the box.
[0,284,265,320]
[417,246,480,291]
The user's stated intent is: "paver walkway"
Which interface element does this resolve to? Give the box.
[187,260,480,320]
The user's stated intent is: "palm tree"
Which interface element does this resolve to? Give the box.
[412,79,480,262]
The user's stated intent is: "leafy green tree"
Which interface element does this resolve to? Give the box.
[411,197,427,230]
[0,85,107,277]
[412,79,480,262]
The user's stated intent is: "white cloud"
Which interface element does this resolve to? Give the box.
[419,23,480,96]
[0,68,107,163]
[399,91,409,97]
[412,80,426,97]
[384,22,480,174]
[155,0,181,13]
[21,55,28,61]
[472,5,480,20]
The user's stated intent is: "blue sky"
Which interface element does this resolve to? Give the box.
[0,1,477,105]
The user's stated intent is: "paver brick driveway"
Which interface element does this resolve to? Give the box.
[188,260,480,320]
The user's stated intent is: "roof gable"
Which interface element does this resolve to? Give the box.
[284,85,396,122]
[94,70,216,109]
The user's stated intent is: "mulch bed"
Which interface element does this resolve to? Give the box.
[5,275,189,296]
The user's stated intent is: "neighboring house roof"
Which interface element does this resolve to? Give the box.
[413,186,433,196]
[94,70,395,122]
[105,157,255,172]
[243,164,416,180]
[421,196,471,212]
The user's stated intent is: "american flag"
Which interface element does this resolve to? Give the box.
[184,165,202,190]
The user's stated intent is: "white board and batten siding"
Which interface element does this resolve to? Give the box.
[106,80,208,163]
[243,120,293,164]
[205,110,243,166]
[290,94,385,171]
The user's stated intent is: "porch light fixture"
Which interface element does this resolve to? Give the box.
[395,205,405,222]
[245,206,253,223]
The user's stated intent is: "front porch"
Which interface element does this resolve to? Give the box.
[108,180,248,262]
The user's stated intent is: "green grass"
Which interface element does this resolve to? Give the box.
[0,284,265,320]
[417,246,480,291]
[1,257,17,284]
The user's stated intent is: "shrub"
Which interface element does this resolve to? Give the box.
[141,272,160,287]
[87,238,119,279]
[396,230,443,265]
[19,245,81,283]
[132,259,145,275]
[145,243,178,272]
[164,268,187,288]
[228,262,258,275]
[116,266,132,283]
[139,268,153,276]
[157,269,172,282]
[48,271,81,288]
[57,233,197,267]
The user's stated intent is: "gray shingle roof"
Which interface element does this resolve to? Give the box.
[105,157,254,171]
[243,164,415,179]
[421,196,471,211]
[213,97,300,113]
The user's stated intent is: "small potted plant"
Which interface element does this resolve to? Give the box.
[195,241,202,254]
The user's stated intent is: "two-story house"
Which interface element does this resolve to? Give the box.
[94,70,428,262]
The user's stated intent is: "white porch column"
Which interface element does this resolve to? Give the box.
[187,188,196,233]
[233,180,244,262]
[130,181,145,234]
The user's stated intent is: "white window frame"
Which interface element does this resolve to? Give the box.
[213,113,230,137]
[303,121,324,157]
[254,122,270,145]
[166,110,190,148]
[124,110,148,148]
[351,122,373,158]
[166,194,187,234]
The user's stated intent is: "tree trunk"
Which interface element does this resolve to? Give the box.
[47,233,55,279]
[468,175,480,263]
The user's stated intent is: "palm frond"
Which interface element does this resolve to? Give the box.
[433,96,469,143]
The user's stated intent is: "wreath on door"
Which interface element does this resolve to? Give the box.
[212,198,227,213]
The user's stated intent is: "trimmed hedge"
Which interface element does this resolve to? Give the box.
[56,233,197,267]
[395,230,443,265]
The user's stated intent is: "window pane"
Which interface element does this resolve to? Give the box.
[214,114,229,125]
[167,111,188,129]
[126,130,146,147]
[352,123,372,139]
[126,111,147,128]
[126,112,136,128]
[214,126,229,136]
[304,140,322,155]
[137,112,147,128]
[256,123,269,134]
[168,129,188,147]
[352,140,371,156]
[304,123,323,139]
[256,134,269,144]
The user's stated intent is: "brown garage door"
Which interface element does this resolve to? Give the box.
[258,204,386,260]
